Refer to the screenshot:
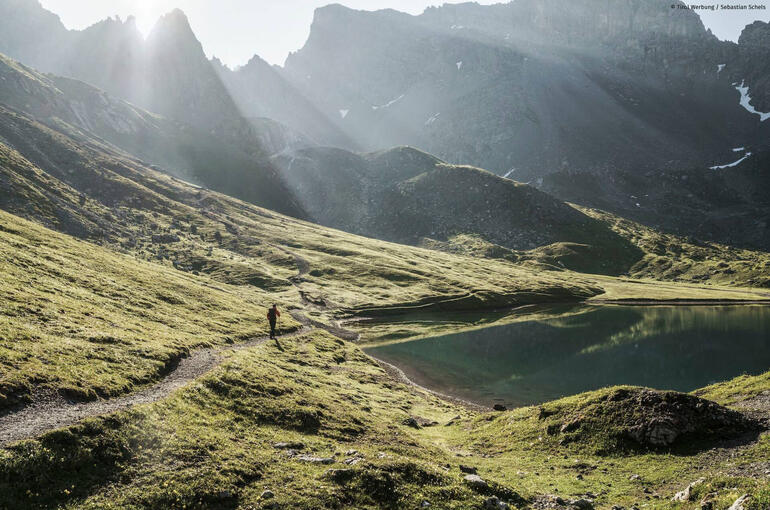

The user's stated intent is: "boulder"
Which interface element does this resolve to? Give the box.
[295,455,335,464]
[273,441,305,450]
[672,479,704,502]
[484,496,510,509]
[571,499,594,510]
[531,495,594,509]
[631,417,679,446]
[402,417,421,428]
[568,388,760,450]
[463,474,489,490]
[727,495,750,510]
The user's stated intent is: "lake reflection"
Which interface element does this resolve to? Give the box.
[364,306,770,407]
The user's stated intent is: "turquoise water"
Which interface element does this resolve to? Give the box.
[364,306,770,408]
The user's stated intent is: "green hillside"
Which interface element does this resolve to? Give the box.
[0,31,768,510]
[275,146,643,276]
[275,145,770,285]
[0,213,768,508]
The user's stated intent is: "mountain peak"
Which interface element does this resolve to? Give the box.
[738,20,770,47]
[210,55,228,71]
[243,53,270,70]
[312,3,410,26]
[162,8,190,24]
[81,13,143,39]
[148,8,195,39]
[146,8,203,53]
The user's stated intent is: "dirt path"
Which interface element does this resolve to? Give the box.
[0,328,308,447]
[0,243,338,448]
[271,244,361,341]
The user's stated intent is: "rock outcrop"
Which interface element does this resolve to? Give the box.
[542,387,760,453]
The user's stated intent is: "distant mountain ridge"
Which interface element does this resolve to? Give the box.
[0,52,305,218]
[1,0,769,249]
[0,1,312,159]
[277,1,769,173]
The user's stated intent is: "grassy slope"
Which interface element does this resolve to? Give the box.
[577,206,770,288]
[0,106,608,318]
[275,145,646,276]
[0,58,768,509]
[1,170,769,509]
[0,211,292,408]
[0,326,768,509]
[426,208,770,290]
[2,107,766,318]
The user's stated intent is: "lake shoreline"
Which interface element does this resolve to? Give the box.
[589,299,770,306]
[364,304,770,409]
[370,354,491,412]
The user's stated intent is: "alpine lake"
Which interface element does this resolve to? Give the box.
[360,305,770,408]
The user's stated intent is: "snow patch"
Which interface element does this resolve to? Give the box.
[339,109,349,119]
[425,113,441,126]
[710,152,752,170]
[456,61,463,70]
[502,168,516,179]
[173,177,204,190]
[717,64,725,74]
[372,94,404,111]
[732,147,745,152]
[735,80,770,121]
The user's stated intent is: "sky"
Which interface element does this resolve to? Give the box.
[38,0,770,68]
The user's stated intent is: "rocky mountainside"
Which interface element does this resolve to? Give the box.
[270,1,769,248]
[2,0,769,250]
[278,1,766,175]
[0,1,310,159]
[274,144,770,282]
[0,0,338,157]
[0,4,220,128]
[274,145,645,275]
[730,20,770,112]
[0,52,305,218]
[213,54,355,150]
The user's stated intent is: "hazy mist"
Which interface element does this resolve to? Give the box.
[38,0,770,67]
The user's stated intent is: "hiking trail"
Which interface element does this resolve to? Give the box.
[0,241,356,447]
[0,328,309,447]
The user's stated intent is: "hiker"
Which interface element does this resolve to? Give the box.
[267,304,281,339]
